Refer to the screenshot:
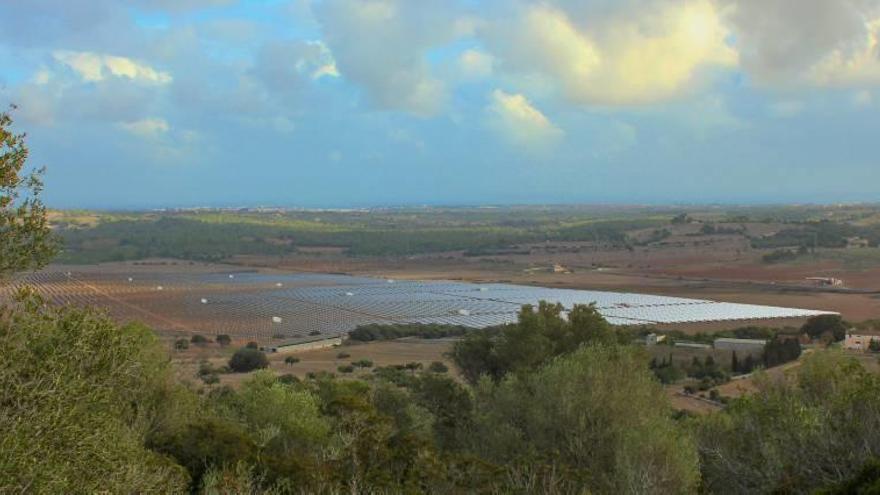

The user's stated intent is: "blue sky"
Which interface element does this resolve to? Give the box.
[1,0,878,208]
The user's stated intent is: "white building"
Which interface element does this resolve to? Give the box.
[714,338,767,355]
[844,330,880,352]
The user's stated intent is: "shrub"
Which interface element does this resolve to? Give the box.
[284,356,300,366]
[190,334,209,345]
[337,365,355,374]
[228,348,269,373]
[215,334,231,347]
[174,338,189,350]
[352,359,373,368]
[245,341,259,350]
[802,314,848,342]
[428,361,448,373]
[200,373,220,386]
[336,352,351,359]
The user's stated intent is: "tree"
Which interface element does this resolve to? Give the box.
[0,296,189,492]
[697,351,880,493]
[245,341,259,349]
[228,348,269,373]
[451,302,614,384]
[337,365,355,374]
[215,334,231,347]
[802,314,848,342]
[352,359,373,369]
[404,362,423,374]
[284,356,300,366]
[174,338,189,351]
[0,106,58,278]
[428,361,448,373]
[190,334,209,345]
[469,344,699,493]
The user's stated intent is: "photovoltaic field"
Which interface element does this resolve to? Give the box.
[1,268,835,342]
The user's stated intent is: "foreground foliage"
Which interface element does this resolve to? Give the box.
[0,107,57,277]
[0,292,189,493]
[4,293,880,494]
[697,351,880,494]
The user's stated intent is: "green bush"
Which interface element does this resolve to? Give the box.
[428,361,448,373]
[228,348,269,373]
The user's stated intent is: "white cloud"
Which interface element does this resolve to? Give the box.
[316,0,463,115]
[53,50,172,84]
[483,0,736,105]
[722,0,880,87]
[119,118,170,138]
[487,89,563,150]
[254,40,339,92]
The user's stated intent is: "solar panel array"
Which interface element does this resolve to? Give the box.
[1,270,836,341]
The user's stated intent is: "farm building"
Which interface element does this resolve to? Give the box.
[843,330,880,352]
[265,335,343,354]
[714,338,767,354]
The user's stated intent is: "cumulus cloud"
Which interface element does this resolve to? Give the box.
[254,40,339,92]
[487,89,563,150]
[53,51,172,84]
[119,117,170,138]
[315,0,465,116]
[722,0,880,86]
[483,0,736,105]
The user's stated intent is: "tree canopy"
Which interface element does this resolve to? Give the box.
[0,107,57,277]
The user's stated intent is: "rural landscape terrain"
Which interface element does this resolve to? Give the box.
[5,0,880,493]
[11,205,880,414]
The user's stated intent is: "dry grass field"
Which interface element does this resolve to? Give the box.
[174,338,456,388]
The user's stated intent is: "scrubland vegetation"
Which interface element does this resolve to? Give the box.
[6,292,880,493]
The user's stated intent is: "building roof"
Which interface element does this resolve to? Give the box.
[714,338,768,345]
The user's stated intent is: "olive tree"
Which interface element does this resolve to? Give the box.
[0,107,57,278]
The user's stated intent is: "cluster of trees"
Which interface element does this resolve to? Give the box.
[751,220,880,250]
[56,207,671,263]
[348,323,470,342]
[762,337,802,368]
[449,301,617,384]
[650,354,686,384]
[762,247,807,264]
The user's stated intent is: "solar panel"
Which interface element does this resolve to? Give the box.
[3,270,839,337]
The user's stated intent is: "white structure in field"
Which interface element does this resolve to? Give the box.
[844,330,880,352]
[714,338,767,354]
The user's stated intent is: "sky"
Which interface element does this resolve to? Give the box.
[0,0,879,209]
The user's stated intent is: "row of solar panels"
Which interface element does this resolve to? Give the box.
[10,270,836,331]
